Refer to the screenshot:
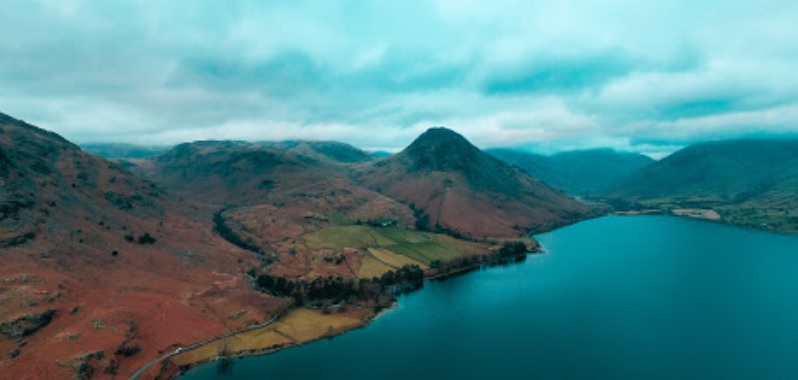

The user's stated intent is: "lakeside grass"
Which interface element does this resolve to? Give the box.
[356,254,395,279]
[719,207,798,233]
[169,308,364,368]
[636,198,798,234]
[368,247,428,270]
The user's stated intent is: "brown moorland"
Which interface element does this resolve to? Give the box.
[0,113,287,379]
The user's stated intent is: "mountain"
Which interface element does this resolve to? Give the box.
[0,112,284,379]
[129,140,420,276]
[356,128,593,238]
[129,140,319,203]
[129,140,374,204]
[608,139,798,232]
[1,113,163,247]
[258,140,376,164]
[80,143,172,159]
[487,148,655,196]
[1,119,595,377]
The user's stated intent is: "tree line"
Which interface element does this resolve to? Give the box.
[253,265,424,310]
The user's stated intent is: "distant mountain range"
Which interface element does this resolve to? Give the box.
[607,139,798,232]
[487,148,654,196]
[82,140,383,162]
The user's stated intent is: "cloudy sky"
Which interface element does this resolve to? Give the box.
[1,0,797,156]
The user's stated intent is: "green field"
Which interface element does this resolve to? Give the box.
[303,225,481,266]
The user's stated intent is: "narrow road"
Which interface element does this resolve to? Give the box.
[129,302,293,380]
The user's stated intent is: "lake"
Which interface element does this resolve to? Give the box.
[181,216,798,379]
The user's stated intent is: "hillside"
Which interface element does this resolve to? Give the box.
[1,119,597,378]
[356,128,593,239]
[487,148,655,196]
[129,139,492,279]
[0,112,284,379]
[608,139,798,232]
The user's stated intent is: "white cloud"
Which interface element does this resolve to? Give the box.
[1,0,797,155]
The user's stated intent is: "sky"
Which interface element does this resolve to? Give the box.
[1,0,798,157]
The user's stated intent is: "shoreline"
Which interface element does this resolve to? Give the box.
[612,210,798,235]
[163,251,542,378]
[168,309,374,379]
[139,214,595,379]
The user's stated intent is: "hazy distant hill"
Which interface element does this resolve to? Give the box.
[80,143,172,159]
[609,139,798,232]
[357,128,593,238]
[369,151,394,158]
[487,148,654,196]
[258,140,377,164]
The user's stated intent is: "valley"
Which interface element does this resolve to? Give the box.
[604,139,798,233]
[1,112,588,379]
[3,109,798,379]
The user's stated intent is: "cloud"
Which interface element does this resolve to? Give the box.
[1,0,797,155]
[480,49,644,96]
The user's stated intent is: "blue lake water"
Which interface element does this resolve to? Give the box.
[181,216,798,379]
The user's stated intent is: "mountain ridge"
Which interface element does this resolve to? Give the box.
[608,138,798,232]
[487,147,655,196]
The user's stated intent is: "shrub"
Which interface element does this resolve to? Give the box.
[137,233,156,245]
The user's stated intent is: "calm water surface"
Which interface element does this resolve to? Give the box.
[182,216,798,380]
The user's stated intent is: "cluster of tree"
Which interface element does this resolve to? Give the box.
[137,233,156,245]
[114,343,141,357]
[408,203,473,240]
[354,219,397,227]
[498,241,528,259]
[213,208,264,255]
[123,232,156,245]
[408,204,430,231]
[429,241,530,278]
[432,223,467,240]
[254,264,424,309]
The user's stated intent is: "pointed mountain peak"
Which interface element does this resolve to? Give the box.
[402,127,482,172]
[407,127,472,149]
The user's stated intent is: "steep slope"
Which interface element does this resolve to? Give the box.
[356,128,592,239]
[609,139,798,232]
[1,112,163,248]
[0,113,284,379]
[487,148,655,196]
